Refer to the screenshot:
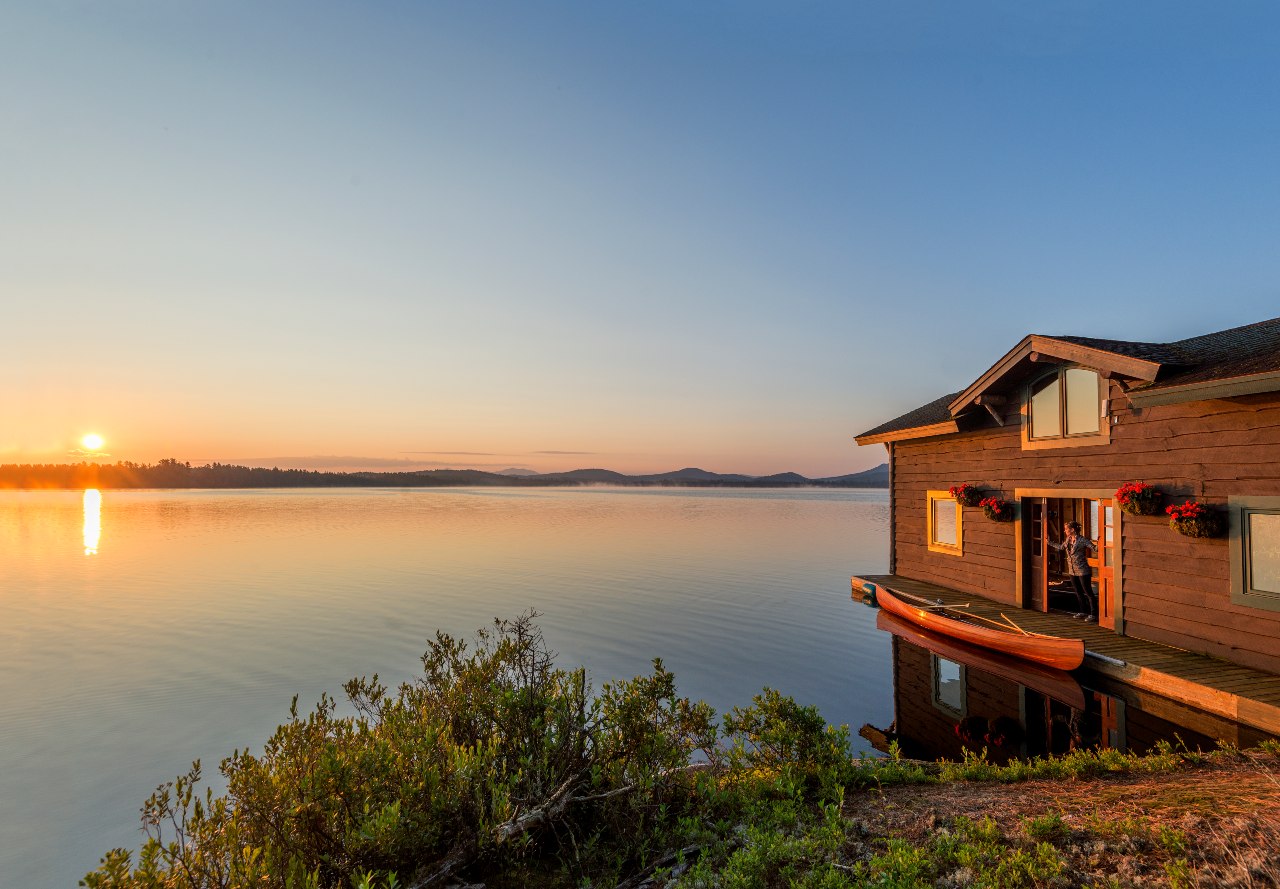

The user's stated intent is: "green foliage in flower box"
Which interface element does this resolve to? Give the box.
[1166,500,1224,538]
[1115,482,1164,516]
[979,497,1014,522]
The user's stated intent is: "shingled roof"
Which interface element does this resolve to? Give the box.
[1143,316,1280,395]
[1048,335,1188,366]
[856,315,1280,444]
[855,392,962,442]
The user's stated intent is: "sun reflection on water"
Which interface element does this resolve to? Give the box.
[83,489,101,555]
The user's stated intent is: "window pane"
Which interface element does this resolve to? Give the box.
[1030,374,1062,438]
[1104,505,1114,565]
[1249,512,1280,595]
[933,499,958,546]
[1065,368,1101,435]
[934,658,964,714]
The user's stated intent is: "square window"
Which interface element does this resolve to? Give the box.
[1230,498,1280,612]
[1248,512,1280,596]
[927,491,963,556]
[932,657,966,717]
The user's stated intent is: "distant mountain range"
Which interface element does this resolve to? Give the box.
[410,464,890,488]
[0,461,889,490]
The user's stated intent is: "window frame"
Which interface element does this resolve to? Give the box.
[1020,365,1111,451]
[926,490,963,556]
[931,656,967,718]
[1229,496,1280,613]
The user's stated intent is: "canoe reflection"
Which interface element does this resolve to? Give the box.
[864,610,1274,762]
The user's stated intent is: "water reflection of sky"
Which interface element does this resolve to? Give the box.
[0,487,892,887]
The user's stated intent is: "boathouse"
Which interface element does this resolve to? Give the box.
[856,316,1280,679]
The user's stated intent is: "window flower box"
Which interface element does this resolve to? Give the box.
[948,484,982,507]
[978,496,1014,522]
[1115,482,1164,516]
[1166,500,1224,538]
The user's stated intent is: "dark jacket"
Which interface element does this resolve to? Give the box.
[1050,534,1095,576]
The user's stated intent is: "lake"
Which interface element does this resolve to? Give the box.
[0,486,893,886]
[4,486,1267,886]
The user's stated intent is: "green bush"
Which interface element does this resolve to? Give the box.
[83,613,725,889]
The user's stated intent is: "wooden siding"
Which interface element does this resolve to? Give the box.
[890,386,1280,675]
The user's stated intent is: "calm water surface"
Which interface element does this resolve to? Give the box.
[1,487,892,886]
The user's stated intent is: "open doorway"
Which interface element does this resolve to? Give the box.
[1022,496,1116,629]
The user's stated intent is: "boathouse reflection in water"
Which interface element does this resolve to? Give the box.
[863,612,1277,762]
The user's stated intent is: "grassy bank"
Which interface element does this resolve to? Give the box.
[83,615,1280,888]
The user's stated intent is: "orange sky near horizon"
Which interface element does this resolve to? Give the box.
[3,400,886,477]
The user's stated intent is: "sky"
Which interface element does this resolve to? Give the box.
[4,2,1280,477]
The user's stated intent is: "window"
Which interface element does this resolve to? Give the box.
[927,490,963,556]
[1230,497,1280,612]
[1023,366,1109,450]
[931,657,966,717]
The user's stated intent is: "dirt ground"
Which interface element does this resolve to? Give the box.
[842,751,1280,887]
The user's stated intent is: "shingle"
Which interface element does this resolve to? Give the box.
[1151,316,1280,388]
[1048,319,1280,389]
[857,391,962,439]
[1045,335,1189,366]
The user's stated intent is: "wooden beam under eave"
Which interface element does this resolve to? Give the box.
[1028,336,1163,382]
[946,336,1037,415]
[854,419,961,446]
[982,402,1005,425]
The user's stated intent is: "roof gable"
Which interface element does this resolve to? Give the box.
[856,315,1280,445]
[946,334,1166,416]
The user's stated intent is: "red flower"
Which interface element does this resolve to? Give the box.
[1166,500,1208,520]
[1116,481,1154,506]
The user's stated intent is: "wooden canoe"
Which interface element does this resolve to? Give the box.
[853,576,1086,671]
[875,610,1087,710]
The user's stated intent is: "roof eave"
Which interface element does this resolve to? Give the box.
[1127,369,1280,408]
[855,420,961,446]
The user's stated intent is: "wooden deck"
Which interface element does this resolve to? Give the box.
[858,574,1280,737]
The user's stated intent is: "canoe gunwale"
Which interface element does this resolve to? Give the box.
[855,577,1086,671]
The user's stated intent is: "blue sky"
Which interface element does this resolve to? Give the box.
[4,2,1278,475]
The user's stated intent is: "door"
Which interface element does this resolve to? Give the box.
[1090,499,1117,630]
[1024,498,1047,611]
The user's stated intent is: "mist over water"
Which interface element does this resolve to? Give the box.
[0,487,893,886]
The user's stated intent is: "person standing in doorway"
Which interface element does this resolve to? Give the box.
[1050,521,1097,621]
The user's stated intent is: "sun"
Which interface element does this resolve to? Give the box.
[81,433,105,451]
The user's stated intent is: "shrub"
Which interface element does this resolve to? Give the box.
[83,613,721,889]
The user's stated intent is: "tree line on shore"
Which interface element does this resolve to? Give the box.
[0,460,887,490]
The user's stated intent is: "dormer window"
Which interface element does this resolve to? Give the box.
[1023,367,1109,449]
